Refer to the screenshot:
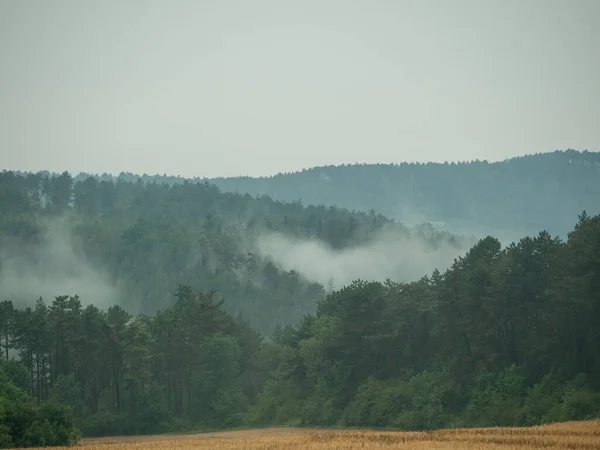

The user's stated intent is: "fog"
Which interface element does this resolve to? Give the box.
[0,220,121,309]
[255,229,470,289]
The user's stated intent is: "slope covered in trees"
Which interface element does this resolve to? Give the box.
[251,214,600,429]
[1,212,599,444]
[208,150,600,240]
[0,170,469,335]
[1,169,599,445]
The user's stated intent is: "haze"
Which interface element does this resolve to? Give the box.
[1,0,599,178]
[0,220,123,311]
[255,229,472,289]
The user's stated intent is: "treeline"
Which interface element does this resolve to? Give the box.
[0,287,264,439]
[209,150,600,239]
[252,213,600,429]
[0,169,468,335]
[1,213,599,446]
[0,366,79,448]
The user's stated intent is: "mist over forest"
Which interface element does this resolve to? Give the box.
[0,170,474,328]
[1,152,600,446]
[2,0,599,445]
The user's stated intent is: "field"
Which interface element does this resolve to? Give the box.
[55,420,600,449]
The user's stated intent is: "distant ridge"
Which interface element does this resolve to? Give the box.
[10,149,599,240]
[207,149,600,240]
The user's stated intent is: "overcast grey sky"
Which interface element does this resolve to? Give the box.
[1,0,598,178]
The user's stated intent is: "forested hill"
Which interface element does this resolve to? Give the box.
[1,211,599,445]
[0,170,471,336]
[1,170,600,445]
[207,150,600,240]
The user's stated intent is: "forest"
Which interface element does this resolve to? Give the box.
[0,169,472,333]
[209,150,600,240]
[0,169,599,447]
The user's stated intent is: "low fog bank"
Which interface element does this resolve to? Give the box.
[255,229,471,289]
[0,221,121,309]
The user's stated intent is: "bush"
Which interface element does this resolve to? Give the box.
[81,412,129,437]
[0,369,81,449]
[544,374,600,422]
[343,371,455,431]
[463,364,526,427]
[518,371,564,426]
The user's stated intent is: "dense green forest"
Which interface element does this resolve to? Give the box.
[0,170,470,334]
[1,169,600,446]
[208,150,600,240]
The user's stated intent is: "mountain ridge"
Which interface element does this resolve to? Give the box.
[206,149,600,240]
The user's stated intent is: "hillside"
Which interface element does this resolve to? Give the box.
[0,170,471,335]
[207,150,600,240]
[1,169,600,446]
[1,207,599,443]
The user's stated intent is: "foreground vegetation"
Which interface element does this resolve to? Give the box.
[1,170,600,446]
[73,420,600,449]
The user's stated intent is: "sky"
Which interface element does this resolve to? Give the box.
[1,0,598,178]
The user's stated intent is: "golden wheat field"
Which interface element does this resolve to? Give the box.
[43,420,600,450]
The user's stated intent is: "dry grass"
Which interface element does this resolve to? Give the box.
[46,420,600,449]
